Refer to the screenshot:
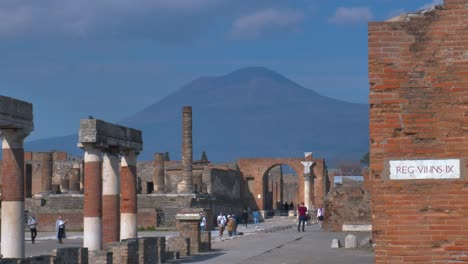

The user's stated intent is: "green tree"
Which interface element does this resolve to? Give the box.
[164,152,170,161]
[200,151,208,163]
[360,152,369,165]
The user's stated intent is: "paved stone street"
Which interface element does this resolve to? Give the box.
[18,218,374,263]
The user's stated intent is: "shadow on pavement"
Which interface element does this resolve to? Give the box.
[167,249,225,263]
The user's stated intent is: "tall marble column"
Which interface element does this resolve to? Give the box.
[0,129,29,258]
[301,152,314,210]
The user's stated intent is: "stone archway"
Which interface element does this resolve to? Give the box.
[262,164,300,211]
[237,157,327,211]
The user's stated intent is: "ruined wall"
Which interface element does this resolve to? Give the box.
[369,1,468,262]
[202,168,241,200]
[324,180,370,231]
[137,160,206,194]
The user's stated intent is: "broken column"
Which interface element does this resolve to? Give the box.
[153,153,165,193]
[121,149,138,240]
[301,152,314,210]
[0,95,33,259]
[78,118,142,248]
[102,148,120,244]
[178,106,193,193]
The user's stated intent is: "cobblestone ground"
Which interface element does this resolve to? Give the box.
[18,217,374,264]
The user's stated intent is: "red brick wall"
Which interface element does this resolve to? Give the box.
[369,2,468,263]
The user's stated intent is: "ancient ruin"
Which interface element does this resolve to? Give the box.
[0,95,33,258]
[0,101,335,263]
[78,118,143,250]
[369,1,468,262]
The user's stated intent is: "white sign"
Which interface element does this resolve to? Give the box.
[389,159,460,180]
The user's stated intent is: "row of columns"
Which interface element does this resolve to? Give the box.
[81,144,139,251]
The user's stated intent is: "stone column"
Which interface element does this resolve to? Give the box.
[301,152,314,211]
[82,144,103,251]
[0,129,29,258]
[153,153,165,193]
[121,149,138,240]
[178,106,193,193]
[102,149,120,244]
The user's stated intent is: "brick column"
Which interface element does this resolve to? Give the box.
[0,129,29,258]
[121,149,138,240]
[301,152,314,210]
[178,106,193,193]
[153,153,165,193]
[102,149,120,244]
[82,144,103,251]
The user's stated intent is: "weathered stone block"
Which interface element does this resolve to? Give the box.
[345,234,357,249]
[0,96,33,130]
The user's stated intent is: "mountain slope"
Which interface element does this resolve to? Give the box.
[26,67,369,165]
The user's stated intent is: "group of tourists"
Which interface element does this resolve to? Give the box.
[27,214,69,244]
[205,209,260,239]
[297,202,324,232]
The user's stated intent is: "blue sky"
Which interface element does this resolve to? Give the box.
[0,0,443,141]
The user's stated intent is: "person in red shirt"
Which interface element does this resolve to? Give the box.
[297,202,307,232]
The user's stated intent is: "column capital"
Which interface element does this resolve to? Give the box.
[0,128,31,149]
[301,161,315,174]
[79,143,102,162]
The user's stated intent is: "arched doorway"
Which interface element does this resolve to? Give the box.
[262,164,299,211]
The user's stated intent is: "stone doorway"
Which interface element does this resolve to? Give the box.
[262,165,299,212]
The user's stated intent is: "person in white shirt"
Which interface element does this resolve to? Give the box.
[200,212,207,232]
[55,216,69,244]
[317,206,324,229]
[216,212,227,239]
[28,214,38,244]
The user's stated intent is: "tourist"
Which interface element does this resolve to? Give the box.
[200,212,207,232]
[317,205,325,229]
[226,215,235,237]
[217,212,226,239]
[284,202,289,213]
[289,201,294,211]
[241,209,249,228]
[297,202,307,232]
[28,214,38,244]
[253,210,260,227]
[231,213,238,235]
[55,216,69,244]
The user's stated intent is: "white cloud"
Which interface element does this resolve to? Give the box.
[328,7,374,25]
[230,8,304,40]
[419,0,443,10]
[0,0,221,38]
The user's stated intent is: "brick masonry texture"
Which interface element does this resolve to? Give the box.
[369,1,468,262]
[121,165,137,213]
[84,161,102,217]
[2,148,24,201]
[103,194,120,243]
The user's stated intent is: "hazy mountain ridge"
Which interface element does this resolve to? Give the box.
[26,67,369,166]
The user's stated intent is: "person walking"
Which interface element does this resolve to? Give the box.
[241,209,249,228]
[253,210,260,227]
[226,215,235,237]
[28,214,38,244]
[297,202,307,232]
[55,216,69,244]
[317,205,325,229]
[231,213,238,235]
[217,212,226,239]
[199,212,207,232]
